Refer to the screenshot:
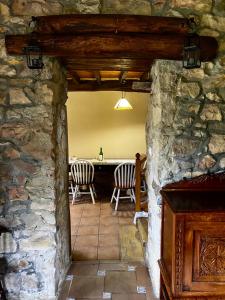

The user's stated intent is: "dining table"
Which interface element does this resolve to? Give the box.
[69,158,135,195]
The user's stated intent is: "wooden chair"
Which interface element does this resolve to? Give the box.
[111,162,135,211]
[71,160,96,204]
[133,153,148,224]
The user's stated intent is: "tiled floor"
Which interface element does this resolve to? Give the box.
[70,195,138,261]
[62,194,156,300]
[59,260,156,300]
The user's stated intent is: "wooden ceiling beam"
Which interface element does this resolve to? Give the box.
[67,80,151,93]
[119,71,128,84]
[93,71,101,85]
[140,71,150,81]
[62,58,153,71]
[69,71,80,85]
[34,14,189,35]
[5,33,218,62]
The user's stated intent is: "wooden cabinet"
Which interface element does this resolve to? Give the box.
[159,172,225,300]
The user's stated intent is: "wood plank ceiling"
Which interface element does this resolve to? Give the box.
[5,15,218,93]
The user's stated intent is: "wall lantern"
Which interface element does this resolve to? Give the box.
[24,43,44,69]
[183,33,201,69]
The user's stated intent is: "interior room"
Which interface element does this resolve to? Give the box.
[1,4,225,300]
[66,90,149,261]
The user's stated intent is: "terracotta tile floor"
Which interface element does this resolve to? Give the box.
[70,195,136,261]
[59,195,156,300]
[59,261,156,300]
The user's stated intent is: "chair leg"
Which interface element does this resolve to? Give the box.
[111,188,116,203]
[72,185,79,204]
[128,189,133,202]
[92,184,97,198]
[131,189,136,203]
[115,189,120,211]
[89,185,95,205]
[71,184,77,205]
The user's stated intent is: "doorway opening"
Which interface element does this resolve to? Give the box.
[66,90,148,261]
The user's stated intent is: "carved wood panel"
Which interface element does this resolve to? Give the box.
[192,229,225,283]
[200,237,225,277]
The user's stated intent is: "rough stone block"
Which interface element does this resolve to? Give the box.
[172,138,200,157]
[20,213,55,231]
[0,3,10,16]
[0,123,31,145]
[199,28,220,37]
[21,272,38,292]
[171,0,212,12]
[0,232,17,253]
[219,157,225,168]
[202,74,225,91]
[5,272,21,294]
[13,160,38,175]
[0,65,16,77]
[0,39,7,59]
[208,122,225,134]
[213,0,225,16]
[102,0,151,15]
[178,82,200,99]
[21,131,53,160]
[201,14,225,32]
[209,134,225,154]
[198,154,216,170]
[206,92,221,102]
[200,104,222,121]
[2,148,20,159]
[8,186,29,201]
[12,0,62,16]
[182,68,205,80]
[34,83,54,105]
[19,232,55,251]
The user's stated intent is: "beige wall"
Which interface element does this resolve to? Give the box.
[67,91,148,159]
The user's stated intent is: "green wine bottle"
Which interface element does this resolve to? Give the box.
[99,147,104,161]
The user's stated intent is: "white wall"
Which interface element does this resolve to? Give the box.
[67,91,148,159]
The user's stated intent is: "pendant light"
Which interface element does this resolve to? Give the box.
[114,91,133,110]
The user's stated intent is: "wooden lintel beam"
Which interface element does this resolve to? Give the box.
[93,71,101,85]
[67,80,151,93]
[34,14,189,35]
[119,71,128,84]
[5,33,218,62]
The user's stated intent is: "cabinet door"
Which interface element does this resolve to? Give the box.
[183,221,225,293]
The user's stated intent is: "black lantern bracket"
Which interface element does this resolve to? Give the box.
[23,38,44,70]
[183,18,201,69]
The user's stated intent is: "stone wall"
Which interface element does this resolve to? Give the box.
[146,1,225,297]
[0,3,70,296]
[1,0,225,299]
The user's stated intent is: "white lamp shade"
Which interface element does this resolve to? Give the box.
[114,98,133,110]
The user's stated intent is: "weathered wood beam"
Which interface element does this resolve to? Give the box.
[119,71,128,84]
[70,71,80,85]
[140,71,150,81]
[63,58,153,71]
[34,14,189,35]
[67,80,151,93]
[93,71,101,85]
[5,33,218,61]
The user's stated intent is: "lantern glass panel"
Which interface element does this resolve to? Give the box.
[24,45,44,69]
[183,35,201,69]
